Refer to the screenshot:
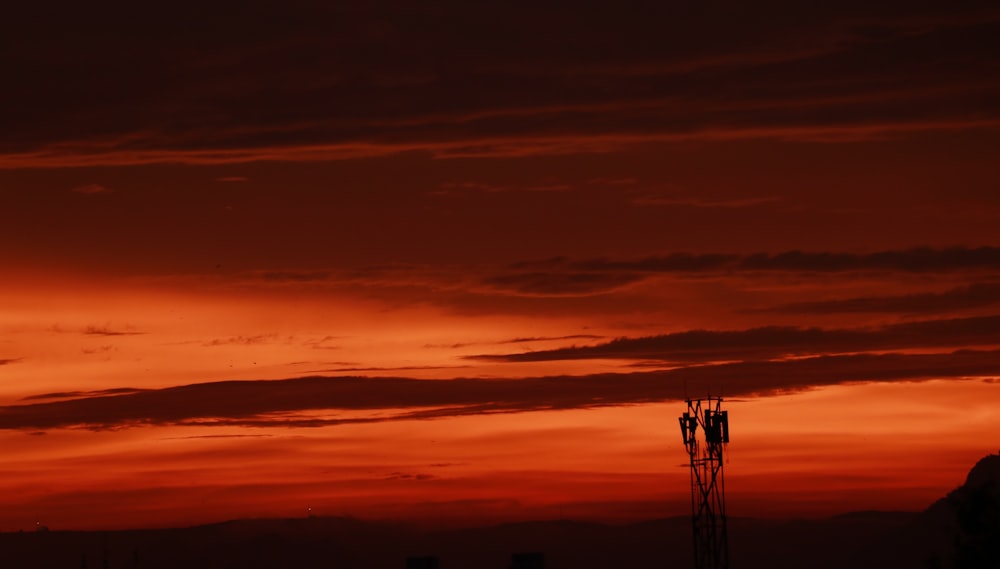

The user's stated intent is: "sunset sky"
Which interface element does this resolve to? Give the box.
[1,1,999,531]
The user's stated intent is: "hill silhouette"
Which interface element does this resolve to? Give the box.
[906,452,1000,568]
[1,453,996,568]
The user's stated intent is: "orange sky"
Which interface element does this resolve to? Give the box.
[1,1,999,530]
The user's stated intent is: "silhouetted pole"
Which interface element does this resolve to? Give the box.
[679,397,730,569]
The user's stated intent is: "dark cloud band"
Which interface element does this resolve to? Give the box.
[0,349,995,431]
[2,3,998,166]
[469,315,1000,363]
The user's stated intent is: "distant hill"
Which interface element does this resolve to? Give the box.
[906,452,1000,569]
[1,453,997,569]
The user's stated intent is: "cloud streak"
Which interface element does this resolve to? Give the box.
[1,3,998,167]
[205,247,1000,301]
[70,184,113,195]
[202,334,280,347]
[499,335,605,344]
[21,387,147,402]
[83,325,144,337]
[4,119,1000,168]
[756,282,1000,314]
[486,247,1000,296]
[468,315,1000,363]
[562,247,1000,274]
[481,271,646,296]
[0,349,995,431]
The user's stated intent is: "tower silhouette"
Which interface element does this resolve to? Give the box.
[679,397,730,569]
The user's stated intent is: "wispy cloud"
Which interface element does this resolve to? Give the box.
[1,4,997,167]
[307,365,472,373]
[255,271,333,283]
[70,184,113,195]
[467,315,1000,363]
[0,349,995,431]
[304,335,342,351]
[203,334,279,347]
[481,247,1000,298]
[21,387,147,402]
[630,195,781,209]
[83,325,144,337]
[434,181,573,195]
[6,118,1000,168]
[384,472,434,481]
[162,434,273,440]
[183,247,1000,304]
[498,335,604,344]
[755,282,1000,314]
[481,271,646,297]
[561,246,1000,274]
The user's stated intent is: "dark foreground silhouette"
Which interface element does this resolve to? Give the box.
[3,453,997,569]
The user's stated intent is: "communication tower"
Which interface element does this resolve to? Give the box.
[678,397,730,569]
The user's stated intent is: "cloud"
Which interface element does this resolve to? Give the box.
[255,271,333,283]
[736,248,1000,272]
[421,336,603,350]
[203,334,279,347]
[481,271,646,296]
[231,266,458,292]
[187,247,1000,309]
[1,3,998,166]
[163,434,273,440]
[435,181,573,194]
[21,387,147,402]
[552,253,737,273]
[71,184,113,194]
[498,335,604,344]
[304,336,342,351]
[468,315,1000,363]
[756,282,1000,314]
[307,365,472,373]
[0,358,22,366]
[563,247,1000,274]
[6,118,999,168]
[83,325,144,336]
[630,195,781,208]
[384,472,434,481]
[0,349,995,431]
